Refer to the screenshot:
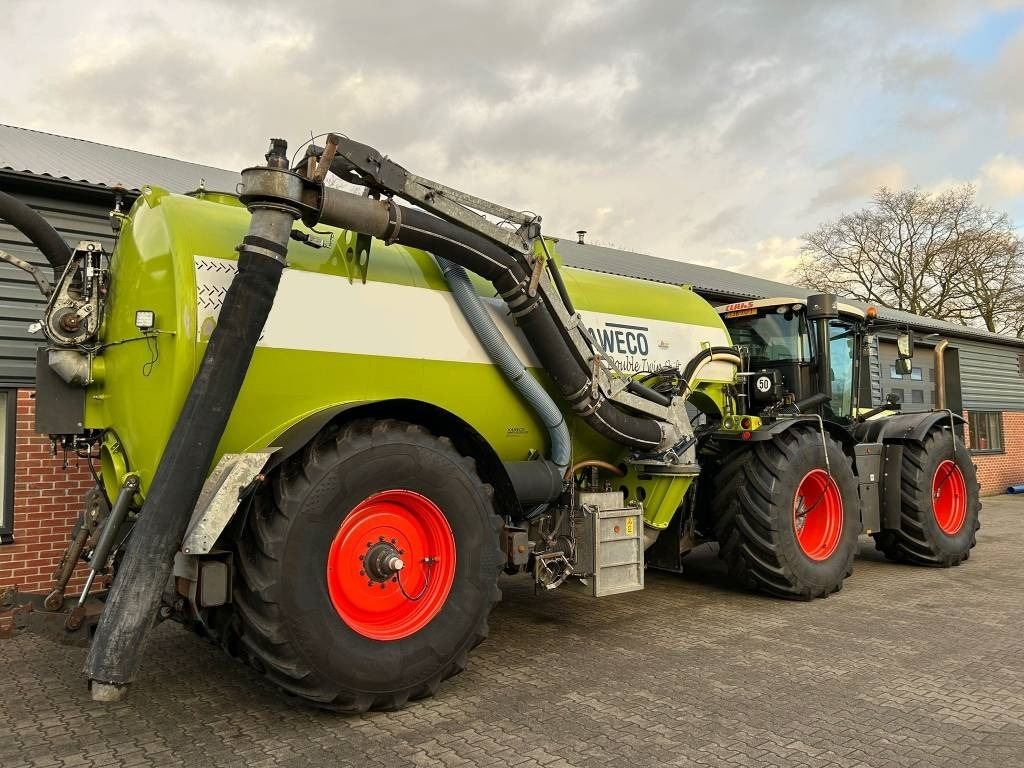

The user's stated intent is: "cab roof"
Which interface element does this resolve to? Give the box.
[716,297,866,320]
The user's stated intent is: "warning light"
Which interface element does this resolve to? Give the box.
[740,417,752,429]
[742,431,751,440]
[866,306,877,319]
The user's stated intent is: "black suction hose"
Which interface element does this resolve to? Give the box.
[0,189,71,278]
[85,143,297,701]
[319,190,666,450]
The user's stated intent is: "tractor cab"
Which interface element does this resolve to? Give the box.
[717,295,867,425]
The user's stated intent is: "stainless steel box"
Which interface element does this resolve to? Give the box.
[571,491,644,598]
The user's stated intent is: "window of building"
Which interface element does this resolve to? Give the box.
[890,387,905,403]
[911,389,924,404]
[968,411,1004,453]
[0,390,14,544]
[890,365,924,381]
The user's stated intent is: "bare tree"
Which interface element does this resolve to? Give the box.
[793,186,1024,335]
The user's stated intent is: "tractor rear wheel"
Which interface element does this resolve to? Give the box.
[711,427,859,599]
[872,429,980,566]
[228,418,502,711]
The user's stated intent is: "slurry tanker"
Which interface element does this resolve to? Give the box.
[0,134,979,711]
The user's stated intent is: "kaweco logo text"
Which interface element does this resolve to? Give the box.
[588,322,650,356]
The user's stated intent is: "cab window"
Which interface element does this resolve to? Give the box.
[726,311,810,365]
[828,321,855,420]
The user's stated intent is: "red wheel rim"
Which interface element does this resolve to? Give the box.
[932,460,967,535]
[326,490,456,641]
[793,469,843,561]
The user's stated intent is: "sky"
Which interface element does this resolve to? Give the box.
[2,0,1024,281]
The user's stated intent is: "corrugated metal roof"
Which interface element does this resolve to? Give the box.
[0,124,240,194]
[556,239,1024,349]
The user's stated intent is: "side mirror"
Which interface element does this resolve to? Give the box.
[896,330,914,360]
[894,357,912,375]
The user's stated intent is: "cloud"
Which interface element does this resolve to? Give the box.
[700,236,804,282]
[1,0,1022,273]
[981,154,1024,197]
[811,161,909,209]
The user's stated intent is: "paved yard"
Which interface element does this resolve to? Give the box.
[2,496,1023,768]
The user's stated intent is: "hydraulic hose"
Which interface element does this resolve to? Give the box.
[85,142,298,701]
[681,346,741,388]
[0,189,71,279]
[319,188,667,450]
[436,256,569,504]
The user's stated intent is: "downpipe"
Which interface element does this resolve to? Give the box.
[84,139,299,702]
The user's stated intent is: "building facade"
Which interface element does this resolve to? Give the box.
[1,124,1021,596]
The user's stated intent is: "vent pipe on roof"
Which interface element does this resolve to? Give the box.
[576,230,586,244]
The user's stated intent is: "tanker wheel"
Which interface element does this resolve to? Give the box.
[229,418,502,712]
[872,429,980,566]
[711,427,859,600]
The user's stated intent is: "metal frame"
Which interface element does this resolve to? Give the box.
[0,388,16,544]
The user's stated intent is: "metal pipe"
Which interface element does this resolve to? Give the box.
[565,460,626,480]
[934,339,948,410]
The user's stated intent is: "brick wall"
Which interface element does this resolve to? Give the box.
[0,389,94,595]
[963,410,1024,496]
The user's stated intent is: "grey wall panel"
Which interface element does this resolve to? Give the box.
[877,340,937,412]
[957,340,1024,412]
[0,186,115,385]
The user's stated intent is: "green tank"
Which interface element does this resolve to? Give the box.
[89,185,736,528]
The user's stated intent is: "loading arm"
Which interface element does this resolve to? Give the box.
[306,136,690,454]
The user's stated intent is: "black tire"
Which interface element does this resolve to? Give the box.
[711,427,859,600]
[228,418,502,712]
[872,429,980,566]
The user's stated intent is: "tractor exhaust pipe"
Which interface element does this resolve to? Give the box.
[934,339,949,410]
[84,140,299,701]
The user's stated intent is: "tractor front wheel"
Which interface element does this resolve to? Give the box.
[711,427,859,599]
[228,419,502,711]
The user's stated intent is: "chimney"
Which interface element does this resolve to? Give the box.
[576,230,587,244]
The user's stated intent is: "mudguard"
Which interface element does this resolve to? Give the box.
[713,415,858,454]
[852,410,964,445]
[853,410,966,531]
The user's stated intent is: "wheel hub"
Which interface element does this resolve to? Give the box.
[363,540,405,583]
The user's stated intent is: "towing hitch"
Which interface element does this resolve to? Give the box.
[0,586,105,647]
